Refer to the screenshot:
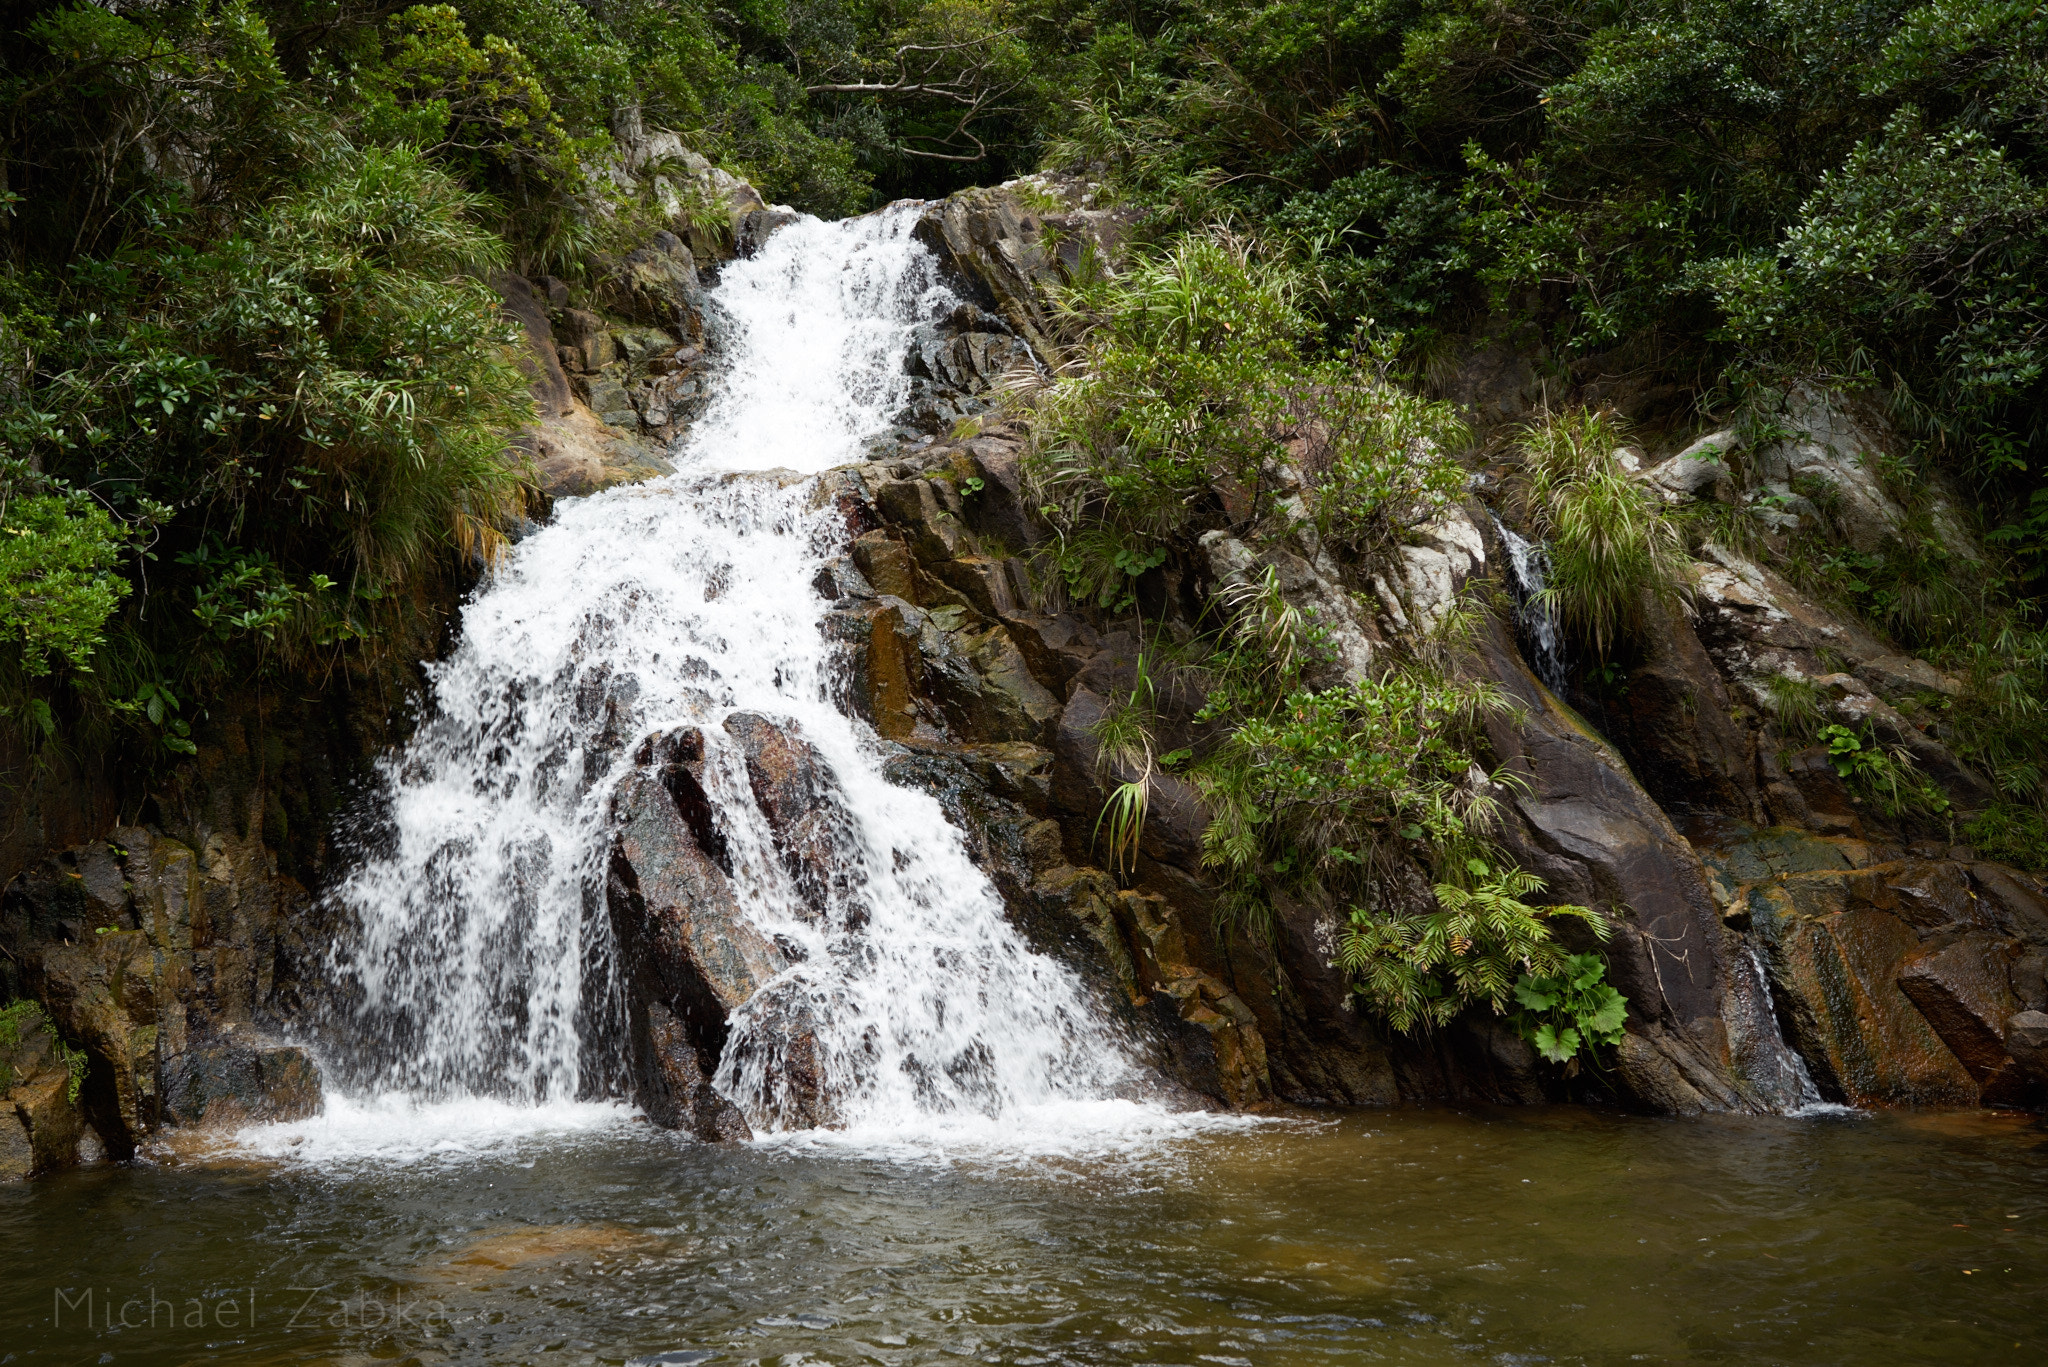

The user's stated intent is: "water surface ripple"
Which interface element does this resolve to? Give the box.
[5,1107,2043,1365]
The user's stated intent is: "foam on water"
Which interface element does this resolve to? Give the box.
[248,206,1201,1167]
[753,1101,1290,1173]
[228,1095,640,1169]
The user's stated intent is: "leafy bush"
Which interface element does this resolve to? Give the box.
[0,465,130,677]
[1338,860,1613,1038]
[1508,952,1629,1065]
[1514,408,1690,660]
[1819,722,1951,818]
[1274,167,1473,336]
[1026,231,1467,580]
[1964,802,2048,871]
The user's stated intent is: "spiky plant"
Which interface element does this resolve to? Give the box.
[1515,408,1692,660]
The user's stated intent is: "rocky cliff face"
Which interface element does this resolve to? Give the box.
[8,167,2045,1174]
[701,174,2048,1120]
[0,597,449,1174]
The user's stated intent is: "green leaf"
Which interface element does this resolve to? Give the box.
[1584,987,1628,1039]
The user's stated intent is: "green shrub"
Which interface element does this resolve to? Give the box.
[1026,230,1466,576]
[1338,860,1613,1038]
[0,465,130,677]
[1964,802,2048,871]
[1514,408,1691,660]
[1819,722,1950,818]
[1508,952,1629,1065]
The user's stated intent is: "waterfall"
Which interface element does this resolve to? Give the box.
[310,207,1150,1151]
[1721,938,1828,1113]
[1491,516,1568,692]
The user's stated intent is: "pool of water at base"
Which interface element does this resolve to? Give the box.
[3,1105,2043,1367]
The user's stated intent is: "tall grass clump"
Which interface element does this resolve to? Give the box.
[1515,409,1691,659]
[1021,230,1466,610]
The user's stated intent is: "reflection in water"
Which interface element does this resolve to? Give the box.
[5,1106,2043,1365]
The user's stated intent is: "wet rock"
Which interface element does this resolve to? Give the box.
[874,477,966,563]
[1264,894,1399,1106]
[927,621,1061,744]
[826,599,935,741]
[1896,934,2024,1097]
[641,1000,750,1142]
[851,532,918,602]
[27,929,171,1157]
[737,206,800,257]
[1118,890,1273,1109]
[720,982,830,1129]
[906,327,1035,395]
[1,1002,85,1178]
[722,713,854,923]
[1749,870,1980,1106]
[607,730,782,1139]
[160,1033,322,1127]
[1590,596,1765,826]
[2008,1011,2048,1083]
[1474,621,1749,1113]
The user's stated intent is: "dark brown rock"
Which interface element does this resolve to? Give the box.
[607,737,783,1140]
[1896,934,2021,1092]
[641,1001,750,1141]
[1,1002,86,1178]
[160,1034,322,1127]
[492,272,575,420]
[1750,875,1979,1107]
[722,713,853,923]
[2009,1010,2048,1083]
[1475,620,1747,1113]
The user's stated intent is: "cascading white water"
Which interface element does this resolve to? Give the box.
[310,206,1161,1156]
[1491,516,1568,692]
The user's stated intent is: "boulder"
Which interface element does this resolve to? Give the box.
[1747,868,1982,1106]
[607,729,782,1140]
[27,930,171,1157]
[596,243,708,344]
[718,981,829,1130]
[2008,1011,2048,1083]
[640,1001,750,1141]
[914,176,1145,361]
[1641,429,1739,504]
[736,206,800,257]
[491,273,575,420]
[1,1002,86,1179]
[1388,508,1487,634]
[1474,620,1750,1114]
[1749,384,1977,557]
[1199,531,1377,685]
[721,713,854,924]
[1896,934,2025,1098]
[160,1034,322,1127]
